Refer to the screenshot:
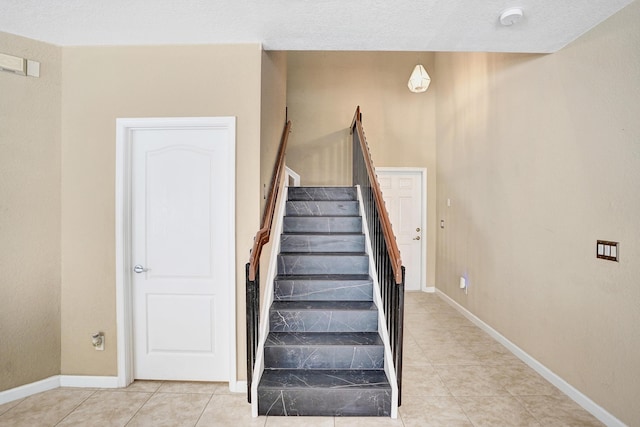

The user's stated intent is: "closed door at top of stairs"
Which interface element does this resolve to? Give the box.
[377,169,425,291]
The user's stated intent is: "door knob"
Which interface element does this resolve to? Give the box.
[134,264,149,274]
[416,227,421,232]
[413,236,421,240]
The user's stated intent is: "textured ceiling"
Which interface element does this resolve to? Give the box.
[0,0,635,53]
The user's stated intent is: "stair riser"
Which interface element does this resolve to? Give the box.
[264,346,384,370]
[283,217,362,233]
[269,310,377,332]
[286,201,359,217]
[280,234,365,253]
[274,279,372,301]
[278,255,368,275]
[288,187,357,201]
[258,389,391,416]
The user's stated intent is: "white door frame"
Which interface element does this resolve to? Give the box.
[115,117,237,389]
[375,167,428,292]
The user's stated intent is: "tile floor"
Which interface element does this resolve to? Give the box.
[0,292,603,426]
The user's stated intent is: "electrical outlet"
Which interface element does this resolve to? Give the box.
[460,276,468,295]
[92,332,104,351]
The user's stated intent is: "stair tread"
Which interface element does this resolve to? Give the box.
[284,215,361,218]
[288,187,357,201]
[281,232,364,236]
[259,369,390,390]
[265,332,382,346]
[275,274,372,281]
[271,301,377,311]
[279,252,367,256]
[286,201,359,217]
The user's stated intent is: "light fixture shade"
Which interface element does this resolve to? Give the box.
[408,64,431,93]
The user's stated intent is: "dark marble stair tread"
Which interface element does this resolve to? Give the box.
[278,251,368,256]
[282,231,364,235]
[288,187,357,201]
[270,301,377,311]
[273,274,373,302]
[275,274,372,281]
[286,201,359,216]
[283,216,362,233]
[259,369,390,390]
[280,233,365,253]
[265,332,382,346]
[284,215,361,219]
[277,253,369,277]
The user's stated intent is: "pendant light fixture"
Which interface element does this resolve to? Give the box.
[407,64,431,93]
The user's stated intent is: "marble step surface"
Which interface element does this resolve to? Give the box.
[264,332,384,370]
[277,253,369,275]
[286,201,359,217]
[269,301,378,332]
[280,233,365,253]
[283,216,362,233]
[288,187,357,201]
[274,274,373,301]
[258,369,391,416]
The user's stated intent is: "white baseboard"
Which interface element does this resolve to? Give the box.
[436,289,625,427]
[0,376,60,405]
[59,375,119,389]
[1,375,246,406]
[424,286,435,293]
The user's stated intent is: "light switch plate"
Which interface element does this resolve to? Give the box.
[597,240,618,262]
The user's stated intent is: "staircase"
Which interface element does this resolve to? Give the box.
[257,186,392,417]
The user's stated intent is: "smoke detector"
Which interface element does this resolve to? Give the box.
[500,8,524,26]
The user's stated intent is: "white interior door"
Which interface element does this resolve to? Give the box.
[377,169,425,291]
[131,122,233,381]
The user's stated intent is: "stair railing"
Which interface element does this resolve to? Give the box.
[246,120,292,403]
[351,106,405,405]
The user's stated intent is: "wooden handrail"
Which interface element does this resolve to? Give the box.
[351,106,403,284]
[248,120,292,281]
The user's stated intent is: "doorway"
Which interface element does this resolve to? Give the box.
[376,168,427,292]
[115,117,236,387]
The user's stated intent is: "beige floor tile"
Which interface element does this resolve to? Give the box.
[403,339,433,367]
[196,393,265,426]
[334,415,403,426]
[124,380,164,393]
[403,365,451,396]
[264,416,334,426]
[457,396,541,426]
[404,312,442,330]
[412,330,459,346]
[516,395,604,426]
[435,365,510,397]
[424,343,482,365]
[0,389,94,427]
[0,398,24,416]
[127,392,211,427]
[56,390,151,426]
[157,381,224,394]
[488,364,561,396]
[399,395,472,426]
[470,343,523,366]
[429,313,472,329]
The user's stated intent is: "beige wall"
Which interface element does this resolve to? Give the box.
[259,51,288,299]
[434,2,640,424]
[60,44,263,379]
[260,51,288,216]
[0,32,62,391]
[287,51,437,288]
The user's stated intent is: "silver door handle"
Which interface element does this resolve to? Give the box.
[413,236,421,240]
[134,264,149,273]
